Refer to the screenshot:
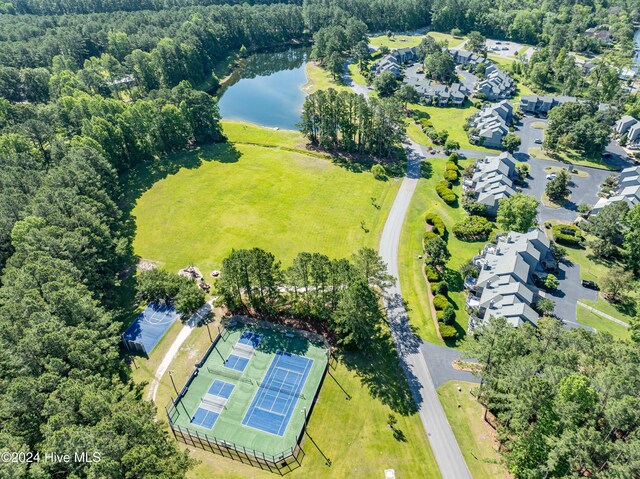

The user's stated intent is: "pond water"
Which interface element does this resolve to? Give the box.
[217,48,309,130]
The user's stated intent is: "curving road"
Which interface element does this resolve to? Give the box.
[379,140,473,479]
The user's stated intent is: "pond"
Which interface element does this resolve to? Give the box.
[216,47,309,130]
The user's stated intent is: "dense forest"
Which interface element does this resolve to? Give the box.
[466,317,640,478]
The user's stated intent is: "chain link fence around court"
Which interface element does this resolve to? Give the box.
[165,317,333,475]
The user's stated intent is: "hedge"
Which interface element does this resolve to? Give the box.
[436,310,444,321]
[436,180,457,204]
[425,265,440,282]
[425,212,446,237]
[551,224,583,246]
[433,294,449,310]
[452,215,494,241]
[442,304,455,324]
[444,169,458,182]
[423,231,438,244]
[439,323,457,340]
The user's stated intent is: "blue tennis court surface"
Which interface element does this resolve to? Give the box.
[191,408,219,429]
[208,380,234,398]
[122,302,179,354]
[224,354,249,372]
[238,332,262,347]
[242,352,313,436]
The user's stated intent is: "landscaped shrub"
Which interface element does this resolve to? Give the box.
[444,169,458,182]
[445,161,458,172]
[425,265,441,282]
[452,215,494,241]
[425,212,446,237]
[436,310,444,321]
[551,224,583,246]
[423,231,438,244]
[436,180,457,204]
[419,118,432,130]
[462,198,488,217]
[448,152,459,164]
[439,323,458,340]
[371,164,387,181]
[442,304,456,325]
[433,294,449,310]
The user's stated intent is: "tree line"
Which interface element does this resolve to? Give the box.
[299,88,406,159]
[216,247,393,350]
[465,316,640,478]
[0,138,195,478]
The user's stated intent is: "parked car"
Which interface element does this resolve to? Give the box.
[581,280,599,290]
[531,273,544,287]
[534,138,542,144]
[546,173,557,180]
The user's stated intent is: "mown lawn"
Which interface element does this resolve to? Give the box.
[577,301,631,341]
[129,123,400,273]
[438,381,509,479]
[145,322,441,479]
[408,103,500,153]
[368,34,426,49]
[398,156,488,345]
[529,146,618,171]
[304,61,349,93]
[347,62,368,86]
[427,32,466,48]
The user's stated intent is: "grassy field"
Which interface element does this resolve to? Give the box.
[146,320,441,479]
[438,381,509,479]
[398,157,488,345]
[130,122,400,273]
[368,32,466,50]
[304,62,349,93]
[529,147,618,171]
[408,103,500,153]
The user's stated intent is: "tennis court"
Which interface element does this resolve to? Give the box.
[242,352,313,435]
[168,321,328,457]
[122,302,179,354]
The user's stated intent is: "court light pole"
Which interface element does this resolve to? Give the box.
[169,370,178,395]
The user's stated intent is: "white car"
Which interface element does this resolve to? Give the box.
[546,173,557,180]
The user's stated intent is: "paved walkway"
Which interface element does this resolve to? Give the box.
[577,301,630,327]
[380,140,472,479]
[146,301,212,402]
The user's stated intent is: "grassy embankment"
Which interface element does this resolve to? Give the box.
[438,381,510,479]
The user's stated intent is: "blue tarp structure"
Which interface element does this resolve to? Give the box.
[122,302,180,355]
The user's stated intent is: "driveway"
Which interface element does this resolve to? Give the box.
[421,342,480,388]
[456,67,478,92]
[544,261,598,328]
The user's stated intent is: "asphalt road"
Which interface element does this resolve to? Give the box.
[379,140,473,479]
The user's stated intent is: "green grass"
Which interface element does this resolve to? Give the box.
[398,158,488,345]
[129,123,400,273]
[170,323,328,455]
[577,301,631,341]
[304,62,349,93]
[409,103,500,153]
[531,121,547,130]
[438,381,509,479]
[528,147,618,171]
[152,323,441,478]
[347,62,368,86]
[222,121,304,146]
[368,34,425,49]
[426,32,466,48]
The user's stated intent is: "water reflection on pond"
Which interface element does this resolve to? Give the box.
[217,48,309,130]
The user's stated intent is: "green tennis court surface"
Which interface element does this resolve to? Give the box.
[169,320,328,457]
